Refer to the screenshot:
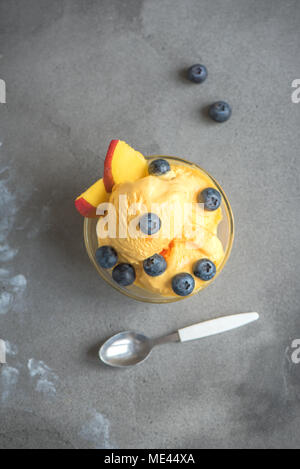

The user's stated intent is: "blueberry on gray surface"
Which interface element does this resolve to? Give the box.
[208,101,232,122]
[199,187,222,211]
[139,213,161,235]
[172,273,195,296]
[148,158,171,176]
[193,258,216,281]
[143,254,167,277]
[187,64,208,83]
[95,245,118,269]
[112,263,136,286]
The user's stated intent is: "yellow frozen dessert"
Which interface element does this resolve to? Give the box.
[75,140,228,298]
[75,140,225,299]
[96,161,224,297]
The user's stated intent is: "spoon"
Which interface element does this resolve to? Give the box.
[99,312,259,367]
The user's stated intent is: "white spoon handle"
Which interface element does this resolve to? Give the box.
[178,312,259,343]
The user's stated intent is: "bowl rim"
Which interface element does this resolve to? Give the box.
[84,155,234,303]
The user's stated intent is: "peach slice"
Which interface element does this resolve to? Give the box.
[75,178,108,218]
[103,139,148,192]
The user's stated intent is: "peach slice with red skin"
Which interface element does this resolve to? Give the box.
[75,140,148,217]
[75,178,108,218]
[103,139,148,192]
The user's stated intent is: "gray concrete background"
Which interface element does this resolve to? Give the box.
[0,0,299,449]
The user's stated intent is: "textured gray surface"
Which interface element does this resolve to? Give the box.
[0,0,300,449]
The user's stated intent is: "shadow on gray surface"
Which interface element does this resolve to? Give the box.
[0,408,74,449]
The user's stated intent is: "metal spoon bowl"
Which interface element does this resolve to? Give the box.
[99,331,154,367]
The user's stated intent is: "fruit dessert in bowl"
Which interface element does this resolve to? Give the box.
[76,140,234,303]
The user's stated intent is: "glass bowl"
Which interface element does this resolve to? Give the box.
[84,156,234,303]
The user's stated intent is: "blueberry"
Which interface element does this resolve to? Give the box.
[112,263,136,286]
[143,254,167,277]
[199,187,222,211]
[193,258,216,281]
[172,273,195,296]
[148,159,170,176]
[139,213,161,235]
[95,245,118,269]
[208,101,231,123]
[187,64,208,83]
